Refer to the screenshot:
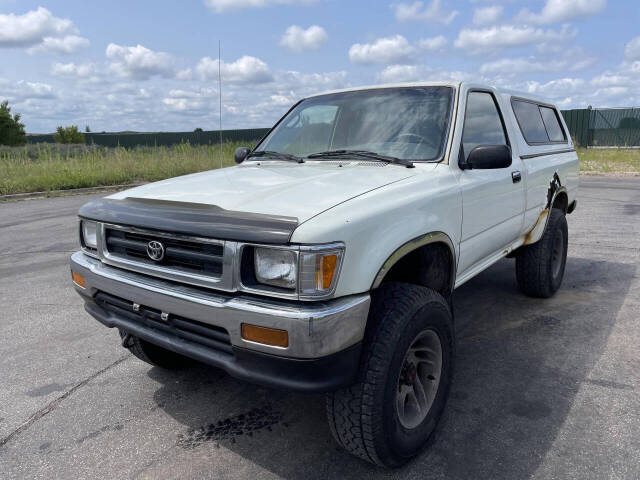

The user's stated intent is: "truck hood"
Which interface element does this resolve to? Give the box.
[108,160,423,223]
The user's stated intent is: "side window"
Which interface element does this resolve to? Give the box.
[539,106,566,142]
[462,92,507,160]
[512,100,548,143]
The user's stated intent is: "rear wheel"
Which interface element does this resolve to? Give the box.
[119,330,194,369]
[326,283,454,467]
[516,208,568,298]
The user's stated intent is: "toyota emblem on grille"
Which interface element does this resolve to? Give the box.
[146,240,165,261]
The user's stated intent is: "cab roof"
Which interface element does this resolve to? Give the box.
[305,81,462,99]
[306,81,558,109]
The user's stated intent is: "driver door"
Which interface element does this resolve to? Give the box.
[456,90,525,277]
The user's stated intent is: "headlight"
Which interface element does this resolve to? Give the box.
[81,220,98,249]
[251,244,343,298]
[254,248,297,289]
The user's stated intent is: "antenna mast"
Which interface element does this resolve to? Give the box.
[218,40,223,168]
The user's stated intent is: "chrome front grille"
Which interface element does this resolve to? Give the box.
[97,223,236,291]
[105,228,224,276]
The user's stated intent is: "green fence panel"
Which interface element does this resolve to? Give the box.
[589,108,640,147]
[562,107,640,147]
[26,134,56,143]
[562,109,591,147]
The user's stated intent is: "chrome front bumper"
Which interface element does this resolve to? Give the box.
[70,251,370,359]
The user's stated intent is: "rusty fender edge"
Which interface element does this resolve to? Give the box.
[523,171,570,246]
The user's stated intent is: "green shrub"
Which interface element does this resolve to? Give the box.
[53,125,85,144]
[0,100,27,146]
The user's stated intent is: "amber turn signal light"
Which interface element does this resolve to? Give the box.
[71,270,86,288]
[317,254,338,290]
[241,323,289,348]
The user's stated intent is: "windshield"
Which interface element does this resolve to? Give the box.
[255,86,454,161]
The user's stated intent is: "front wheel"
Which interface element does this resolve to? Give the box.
[326,283,454,467]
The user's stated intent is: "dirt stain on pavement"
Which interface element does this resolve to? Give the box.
[25,383,69,397]
[176,405,284,449]
[76,424,124,444]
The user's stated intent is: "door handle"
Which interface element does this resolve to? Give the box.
[511,171,522,183]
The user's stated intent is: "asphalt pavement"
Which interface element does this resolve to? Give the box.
[0,176,638,479]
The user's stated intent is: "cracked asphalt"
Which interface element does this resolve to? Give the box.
[1,176,639,479]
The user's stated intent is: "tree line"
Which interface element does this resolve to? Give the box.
[1,100,85,145]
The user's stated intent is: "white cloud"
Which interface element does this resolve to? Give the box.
[27,35,89,54]
[393,1,459,25]
[279,25,328,52]
[591,74,630,87]
[203,0,316,13]
[269,93,297,106]
[525,78,586,98]
[51,62,95,77]
[624,36,640,61]
[162,88,217,112]
[278,70,347,90]
[106,43,174,79]
[19,81,56,99]
[376,65,423,83]
[481,58,564,74]
[0,7,88,54]
[196,56,273,84]
[0,78,56,101]
[349,35,415,65]
[454,25,576,52]
[377,65,478,84]
[593,86,628,99]
[416,35,447,51]
[516,0,606,25]
[473,5,503,25]
[0,7,73,46]
[480,53,595,74]
[176,68,193,80]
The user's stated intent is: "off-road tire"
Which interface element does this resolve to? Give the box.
[326,282,454,467]
[119,330,193,369]
[516,208,568,298]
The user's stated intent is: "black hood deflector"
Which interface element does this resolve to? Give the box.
[79,197,299,244]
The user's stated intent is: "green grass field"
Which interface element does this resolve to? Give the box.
[576,147,640,175]
[1,143,639,196]
[0,142,245,196]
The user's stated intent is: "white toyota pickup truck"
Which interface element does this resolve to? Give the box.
[70,82,578,467]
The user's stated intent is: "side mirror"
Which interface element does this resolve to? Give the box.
[464,145,512,170]
[234,147,251,164]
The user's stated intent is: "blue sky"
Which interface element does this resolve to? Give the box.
[0,0,638,132]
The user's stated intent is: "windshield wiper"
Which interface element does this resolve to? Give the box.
[306,150,414,168]
[247,150,304,163]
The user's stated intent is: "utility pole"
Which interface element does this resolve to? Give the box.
[218,40,223,169]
